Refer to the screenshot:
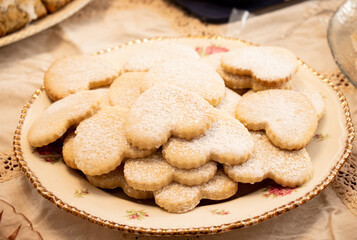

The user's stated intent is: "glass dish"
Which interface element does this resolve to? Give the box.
[328,0,357,87]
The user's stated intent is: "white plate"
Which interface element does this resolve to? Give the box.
[13,36,354,236]
[0,0,91,48]
[328,0,357,87]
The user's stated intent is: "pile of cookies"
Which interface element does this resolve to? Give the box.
[0,0,73,37]
[27,41,324,213]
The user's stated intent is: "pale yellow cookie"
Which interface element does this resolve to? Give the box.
[28,90,105,148]
[44,55,120,101]
[124,152,217,191]
[215,88,242,117]
[217,65,291,91]
[221,46,298,86]
[108,72,145,108]
[288,75,325,119]
[200,52,227,70]
[126,85,216,150]
[62,130,78,169]
[73,106,154,176]
[86,165,153,199]
[224,131,312,187]
[141,59,225,106]
[154,170,238,213]
[163,111,254,169]
[235,89,318,150]
[123,42,200,72]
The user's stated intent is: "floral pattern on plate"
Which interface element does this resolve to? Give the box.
[33,141,62,164]
[124,210,149,220]
[210,209,230,215]
[263,184,298,198]
[195,44,229,56]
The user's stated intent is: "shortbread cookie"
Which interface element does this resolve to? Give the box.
[154,170,238,213]
[86,165,153,199]
[235,89,318,150]
[44,55,120,101]
[124,152,217,191]
[62,130,78,169]
[126,85,216,150]
[224,131,312,187]
[215,88,242,117]
[141,59,225,106]
[221,46,298,86]
[217,66,291,91]
[289,76,325,119]
[28,90,105,148]
[163,111,254,169]
[73,106,154,176]
[200,52,227,70]
[108,72,145,108]
[123,42,200,72]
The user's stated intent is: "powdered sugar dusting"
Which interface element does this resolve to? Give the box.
[154,170,237,213]
[215,88,242,117]
[163,111,254,168]
[108,72,145,109]
[27,90,103,147]
[201,52,227,70]
[142,59,225,106]
[124,152,217,191]
[73,106,151,176]
[222,46,298,82]
[86,165,153,199]
[45,55,119,100]
[126,85,215,149]
[224,131,312,186]
[289,76,325,119]
[236,89,318,150]
[123,42,200,72]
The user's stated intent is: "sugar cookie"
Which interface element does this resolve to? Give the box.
[126,85,216,150]
[215,88,242,117]
[141,59,225,106]
[86,165,153,199]
[28,90,105,148]
[224,131,312,187]
[124,152,217,191]
[217,66,291,91]
[62,130,78,169]
[200,52,227,70]
[163,111,254,169]
[289,75,325,119]
[154,170,238,213]
[123,42,200,72]
[108,72,145,108]
[221,46,298,87]
[44,55,120,101]
[235,89,318,150]
[73,106,154,176]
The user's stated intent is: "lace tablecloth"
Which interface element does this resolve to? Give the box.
[1,0,357,239]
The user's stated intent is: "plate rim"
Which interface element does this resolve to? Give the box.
[0,0,92,48]
[13,35,355,236]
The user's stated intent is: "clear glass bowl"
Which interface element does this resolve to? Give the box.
[328,0,357,87]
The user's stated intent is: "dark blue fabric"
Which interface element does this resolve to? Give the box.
[172,0,285,23]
